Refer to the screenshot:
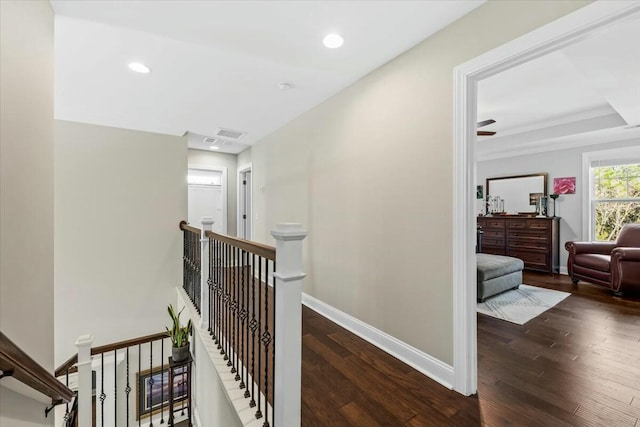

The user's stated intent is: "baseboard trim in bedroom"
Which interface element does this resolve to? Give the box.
[301,293,454,389]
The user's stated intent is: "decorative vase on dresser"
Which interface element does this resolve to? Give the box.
[477,216,560,274]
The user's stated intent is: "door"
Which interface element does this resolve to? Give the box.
[187,168,224,233]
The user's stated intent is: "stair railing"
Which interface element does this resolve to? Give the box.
[180,219,307,427]
[0,331,74,418]
[55,331,172,427]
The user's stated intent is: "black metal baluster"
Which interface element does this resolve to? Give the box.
[209,238,213,334]
[190,232,194,304]
[196,232,201,313]
[234,247,240,381]
[262,259,272,427]
[223,241,228,354]
[161,339,164,425]
[241,250,248,394]
[183,230,187,295]
[215,240,221,346]
[114,349,117,427]
[100,352,105,427]
[126,347,130,427]
[227,242,233,367]
[138,344,141,427]
[255,257,263,419]
[223,242,229,358]
[230,246,236,371]
[214,239,220,345]
[249,253,257,407]
[189,231,193,301]
[190,232,194,303]
[149,340,153,427]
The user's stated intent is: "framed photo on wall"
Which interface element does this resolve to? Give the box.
[136,365,188,420]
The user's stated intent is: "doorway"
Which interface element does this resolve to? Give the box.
[187,166,227,234]
[452,1,640,396]
[238,166,252,240]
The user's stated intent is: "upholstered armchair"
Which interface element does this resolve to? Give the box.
[565,224,640,296]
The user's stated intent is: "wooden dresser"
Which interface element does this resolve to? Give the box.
[477,216,560,274]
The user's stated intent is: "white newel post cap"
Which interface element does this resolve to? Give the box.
[271,223,307,282]
[200,216,214,232]
[75,334,94,348]
[270,223,308,241]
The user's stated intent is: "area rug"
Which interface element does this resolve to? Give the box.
[477,284,570,325]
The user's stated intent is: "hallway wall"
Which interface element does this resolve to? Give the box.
[54,120,187,364]
[1,0,55,425]
[239,0,590,366]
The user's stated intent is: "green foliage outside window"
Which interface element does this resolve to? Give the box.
[593,163,640,241]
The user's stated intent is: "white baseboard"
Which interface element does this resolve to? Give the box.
[301,293,454,389]
[559,267,568,276]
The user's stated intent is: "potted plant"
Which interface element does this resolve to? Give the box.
[166,304,193,363]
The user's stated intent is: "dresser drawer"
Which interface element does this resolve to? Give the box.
[508,239,548,252]
[507,230,547,240]
[484,219,505,230]
[506,219,527,229]
[527,219,550,230]
[483,230,505,239]
[508,249,549,269]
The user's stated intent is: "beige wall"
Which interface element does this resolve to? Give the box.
[187,149,238,236]
[243,0,590,365]
[0,1,55,424]
[54,120,187,364]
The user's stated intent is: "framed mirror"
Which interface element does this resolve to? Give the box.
[486,173,548,214]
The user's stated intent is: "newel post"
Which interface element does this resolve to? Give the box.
[75,334,94,427]
[271,223,307,427]
[200,217,214,329]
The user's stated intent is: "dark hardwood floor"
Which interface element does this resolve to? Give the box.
[301,272,640,426]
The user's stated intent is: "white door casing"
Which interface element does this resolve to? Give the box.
[452,0,640,396]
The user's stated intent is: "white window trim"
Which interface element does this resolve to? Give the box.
[581,146,640,241]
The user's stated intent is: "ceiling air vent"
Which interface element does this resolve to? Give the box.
[203,137,218,144]
[215,128,246,140]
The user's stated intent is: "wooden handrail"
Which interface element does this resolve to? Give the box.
[0,331,74,404]
[90,331,168,355]
[179,220,201,235]
[55,353,78,378]
[55,332,169,377]
[205,230,276,261]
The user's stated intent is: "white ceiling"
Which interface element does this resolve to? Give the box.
[52,0,484,152]
[477,13,640,160]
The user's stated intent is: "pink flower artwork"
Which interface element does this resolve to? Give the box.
[553,177,576,195]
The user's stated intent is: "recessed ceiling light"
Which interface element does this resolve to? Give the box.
[209,146,220,150]
[128,62,151,74]
[323,33,344,49]
[278,82,295,90]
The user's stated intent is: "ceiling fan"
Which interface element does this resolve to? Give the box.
[477,119,496,136]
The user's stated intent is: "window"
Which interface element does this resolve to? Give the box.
[589,158,640,241]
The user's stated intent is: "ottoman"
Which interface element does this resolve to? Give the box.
[477,253,524,302]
